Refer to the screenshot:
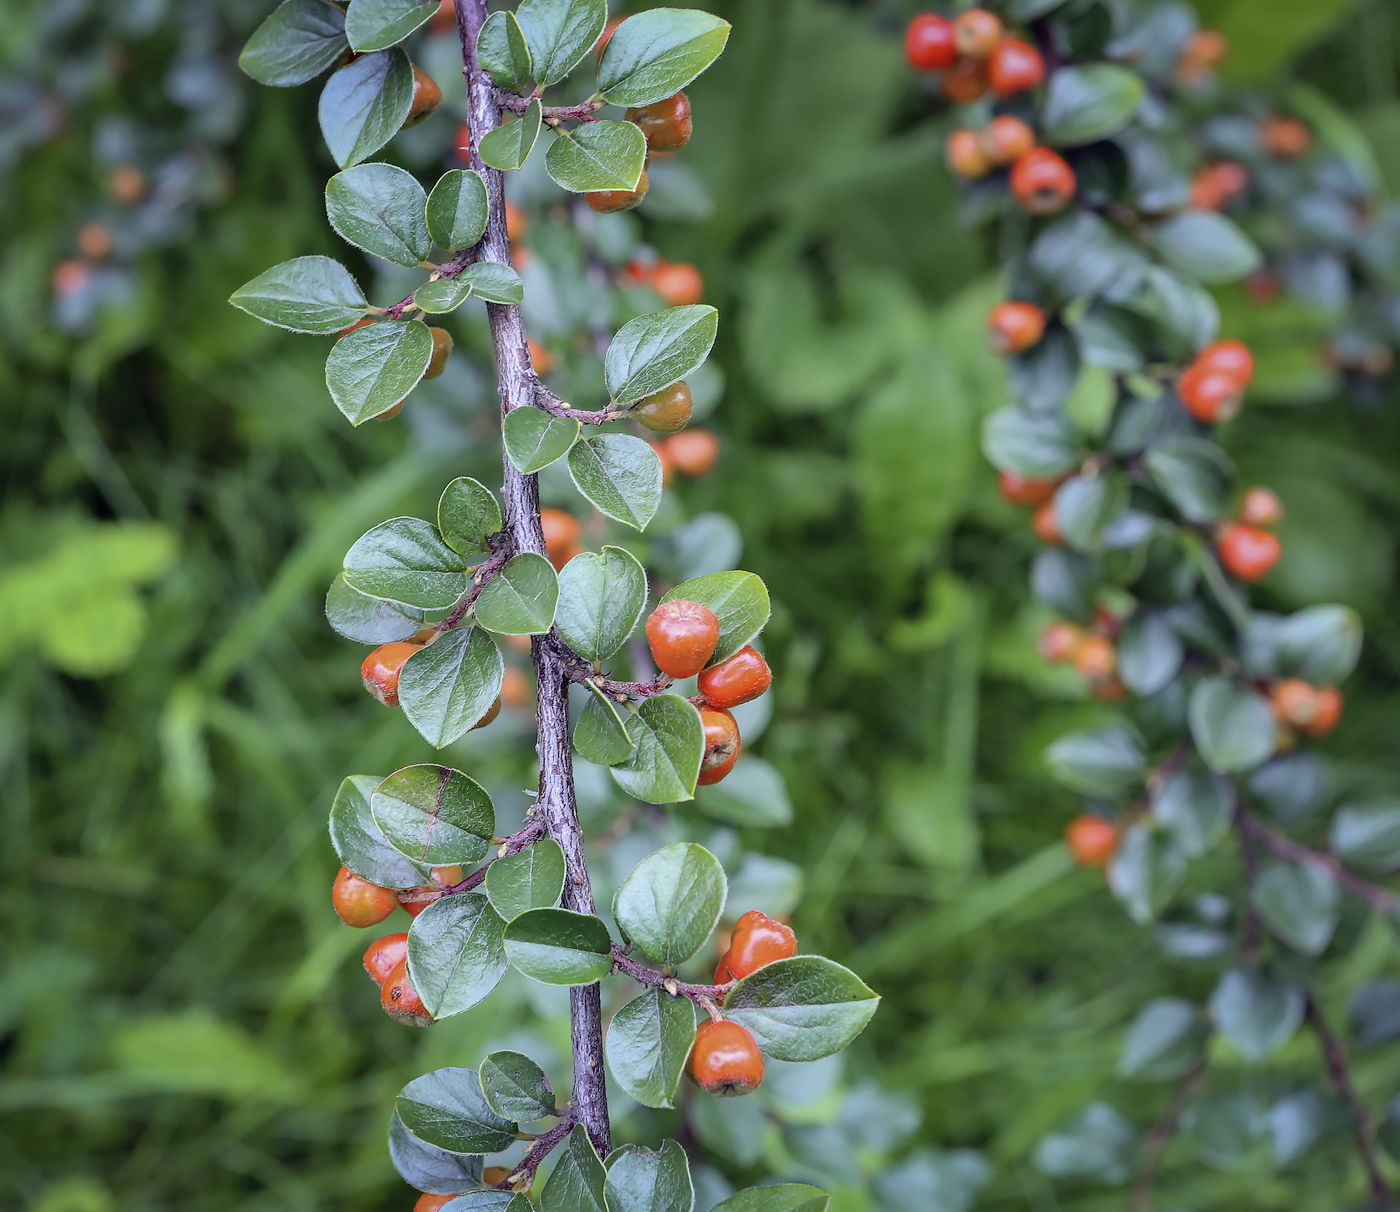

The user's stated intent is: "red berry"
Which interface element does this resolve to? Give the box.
[1306,687,1343,738]
[998,469,1059,507]
[404,65,442,128]
[1217,523,1281,581]
[1260,117,1311,159]
[646,599,720,679]
[1189,161,1248,210]
[587,169,649,214]
[626,92,692,152]
[1031,501,1062,544]
[381,958,434,1026]
[1196,339,1254,387]
[1039,621,1085,663]
[1092,677,1129,702]
[953,9,1002,58]
[714,953,734,984]
[697,646,772,710]
[361,640,421,707]
[1182,29,1228,68]
[686,1019,764,1096]
[339,316,375,339]
[332,866,400,927]
[982,114,1036,165]
[1177,365,1243,423]
[987,302,1046,354]
[726,910,796,979]
[415,1195,457,1212]
[424,326,453,380]
[665,428,719,477]
[634,381,693,433]
[652,260,704,306]
[942,56,988,103]
[905,13,957,71]
[1238,486,1282,528]
[363,932,410,985]
[1010,148,1076,214]
[1073,635,1116,681]
[1270,678,1318,730]
[398,886,440,917]
[540,507,581,570]
[1065,815,1118,867]
[987,37,1045,98]
[595,15,625,56]
[946,129,991,179]
[698,708,741,786]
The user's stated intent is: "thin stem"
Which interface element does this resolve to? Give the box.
[497,90,605,121]
[455,0,611,1159]
[540,632,673,699]
[443,817,546,896]
[611,948,734,1004]
[1240,809,1395,913]
[436,542,513,634]
[503,1114,578,1190]
[533,380,616,426]
[383,247,479,319]
[1305,994,1393,1208]
[1128,1049,1209,1211]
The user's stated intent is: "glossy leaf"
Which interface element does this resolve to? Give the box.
[1274,605,1363,685]
[438,477,502,559]
[1045,727,1144,797]
[694,757,792,827]
[1144,436,1234,524]
[1253,861,1339,956]
[1153,765,1232,857]
[709,1189,829,1212]
[326,163,431,267]
[604,1140,693,1212]
[397,1068,517,1155]
[485,839,566,922]
[414,277,476,314]
[408,892,509,1017]
[605,989,694,1109]
[515,0,606,85]
[568,435,664,531]
[556,546,648,662]
[475,553,559,635]
[459,261,525,304]
[371,764,495,867]
[1331,802,1400,870]
[609,694,704,804]
[503,407,580,474]
[660,571,770,666]
[325,573,424,645]
[388,1111,484,1194]
[605,306,718,405]
[545,121,647,193]
[479,99,541,171]
[613,842,726,966]
[326,319,434,425]
[329,773,429,889]
[1118,998,1205,1080]
[319,49,414,169]
[1043,64,1144,146]
[1033,1103,1137,1185]
[239,0,348,87]
[724,956,880,1062]
[981,406,1079,478]
[1107,823,1187,924]
[1149,211,1263,285]
[477,10,534,91]
[343,516,469,609]
[229,255,366,334]
[503,908,613,985]
[344,0,437,51]
[479,1050,556,1122]
[598,9,732,106]
[426,169,490,251]
[1117,611,1183,697]
[574,689,637,766]
[1189,677,1275,774]
[541,1126,608,1212]
[1053,472,1127,551]
[1210,968,1304,1062]
[398,626,506,747]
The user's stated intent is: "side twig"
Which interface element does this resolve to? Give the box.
[1128,1049,1209,1212]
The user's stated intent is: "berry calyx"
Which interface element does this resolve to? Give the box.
[332,865,400,927]
[361,640,421,707]
[686,1019,764,1096]
[665,428,719,477]
[982,114,1036,166]
[987,302,1046,354]
[698,708,741,786]
[953,9,1003,58]
[646,599,720,679]
[726,910,796,979]
[696,645,772,710]
[1031,501,1062,544]
[1065,815,1118,867]
[424,326,453,380]
[381,958,434,1026]
[634,381,694,433]
[404,66,442,128]
[942,56,989,103]
[946,130,991,180]
[904,13,957,72]
[987,37,1045,98]
[1177,364,1243,423]
[998,469,1060,506]
[1238,486,1282,528]
[1010,148,1076,214]
[363,932,410,985]
[586,169,649,213]
[1217,523,1281,582]
[1196,339,1254,386]
[1073,635,1116,681]
[626,92,692,152]
[1039,621,1085,663]
[652,260,704,306]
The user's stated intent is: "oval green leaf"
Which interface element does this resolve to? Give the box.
[613,842,726,967]
[605,989,695,1110]
[229,255,367,334]
[427,169,490,252]
[503,908,613,985]
[343,516,469,609]
[371,764,495,867]
[484,838,566,922]
[344,0,437,52]
[396,1067,517,1155]
[503,407,580,474]
[239,0,348,87]
[557,546,648,662]
[568,435,663,532]
[545,121,647,194]
[329,773,429,889]
[407,892,509,1017]
[398,626,505,747]
[318,48,414,169]
[605,305,718,405]
[598,8,732,107]
[479,1050,556,1122]
[724,956,880,1062]
[475,552,559,635]
[327,319,434,425]
[609,694,704,804]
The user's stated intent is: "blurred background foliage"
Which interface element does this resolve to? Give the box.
[6,0,1400,1209]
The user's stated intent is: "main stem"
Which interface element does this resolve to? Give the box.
[454,0,612,1159]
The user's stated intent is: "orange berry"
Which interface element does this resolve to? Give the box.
[586,169,649,214]
[472,695,502,731]
[696,645,772,710]
[987,37,1045,98]
[686,1019,764,1096]
[714,953,734,984]
[953,9,1003,58]
[646,600,720,679]
[109,163,146,205]
[363,932,410,985]
[51,259,92,297]
[501,665,531,710]
[1182,29,1228,69]
[982,114,1036,166]
[1270,679,1318,730]
[942,56,989,103]
[905,13,957,72]
[998,469,1059,507]
[1238,487,1282,528]
[361,641,421,706]
[1065,815,1118,867]
[540,507,580,560]
[504,200,527,240]
[432,865,463,887]
[1196,339,1254,387]
[1306,687,1343,738]
[404,66,442,128]
[1039,621,1085,663]
[381,958,434,1025]
[1217,523,1281,582]
[424,326,453,380]
[626,91,692,152]
[333,866,400,927]
[726,910,796,979]
[652,440,677,486]
[1074,635,1116,681]
[76,221,112,260]
[428,0,456,34]
[527,337,552,376]
[1091,677,1129,702]
[1010,148,1076,214]
[634,381,693,433]
[1177,365,1243,423]
[415,1195,457,1212]
[987,302,1046,354]
[1031,501,1062,544]
[698,708,741,786]
[946,129,991,179]
[339,316,375,338]
[665,428,719,477]
[1260,117,1311,159]
[397,886,439,917]
[653,260,704,306]
[1189,161,1249,210]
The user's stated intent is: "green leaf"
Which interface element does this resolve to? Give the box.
[981,406,1079,479]
[568,435,663,531]
[694,755,791,828]
[397,1068,517,1155]
[1253,862,1339,956]
[1274,605,1363,684]
[604,1140,692,1212]
[460,261,524,304]
[407,892,509,1017]
[479,100,541,171]
[398,627,506,747]
[541,1126,608,1212]
[1107,824,1187,924]
[344,516,469,609]
[556,546,648,662]
[319,49,414,169]
[326,163,431,268]
[1144,436,1234,524]
[239,0,348,87]
[1042,64,1144,147]
[438,477,502,560]
[1118,998,1205,1080]
[426,169,490,251]
[1045,727,1144,798]
[1189,677,1276,774]
[475,553,559,636]
[605,306,718,405]
[477,10,534,91]
[414,278,475,314]
[1053,472,1127,551]
[479,1051,556,1121]
[503,908,613,985]
[484,839,566,921]
[1331,802,1400,871]
[725,956,879,1063]
[1117,611,1183,697]
[598,9,731,106]
[1009,327,1081,414]
[1210,968,1304,1062]
[329,773,429,889]
[660,571,771,666]
[1033,1104,1137,1185]
[515,0,606,85]
[609,694,704,804]
[710,1188,830,1212]
[229,255,367,334]
[1153,765,1232,857]
[326,319,434,425]
[371,764,495,867]
[605,989,695,1109]
[503,408,580,474]
[574,688,637,766]
[344,0,437,50]
[613,842,726,966]
[545,121,647,193]
[325,573,424,645]
[1149,212,1263,285]
[388,1111,484,1194]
